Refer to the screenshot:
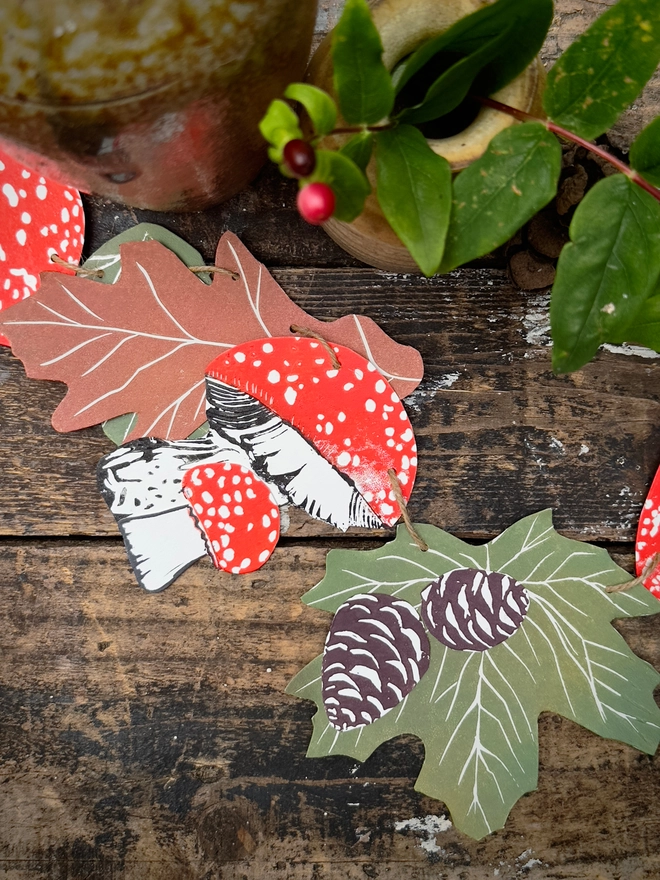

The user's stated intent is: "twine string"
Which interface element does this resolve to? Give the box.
[605,551,660,593]
[189,265,240,281]
[388,468,428,552]
[50,253,104,279]
[290,324,341,370]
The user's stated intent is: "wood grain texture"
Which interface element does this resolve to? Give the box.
[1,541,659,880]
[1,269,659,542]
[2,3,660,877]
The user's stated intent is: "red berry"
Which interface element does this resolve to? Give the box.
[297,182,336,225]
[283,139,316,177]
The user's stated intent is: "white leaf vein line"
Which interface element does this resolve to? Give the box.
[524,613,575,714]
[193,388,207,422]
[81,334,138,376]
[37,301,79,324]
[497,516,553,570]
[60,283,105,322]
[227,240,271,338]
[136,261,196,341]
[74,342,192,418]
[40,333,113,367]
[352,315,420,383]
[146,378,207,438]
[306,569,430,606]
[294,673,322,694]
[533,592,623,723]
[485,651,534,736]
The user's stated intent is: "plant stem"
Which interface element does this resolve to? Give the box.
[330,124,394,134]
[476,96,660,204]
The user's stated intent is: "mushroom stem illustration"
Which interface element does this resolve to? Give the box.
[98,336,419,592]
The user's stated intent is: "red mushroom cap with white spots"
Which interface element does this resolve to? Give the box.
[636,464,660,597]
[183,461,280,574]
[0,148,84,345]
[205,337,417,526]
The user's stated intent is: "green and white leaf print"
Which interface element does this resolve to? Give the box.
[287,510,660,840]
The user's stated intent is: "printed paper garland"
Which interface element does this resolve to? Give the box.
[97,337,418,591]
[1,216,658,844]
[288,510,660,840]
[0,230,423,441]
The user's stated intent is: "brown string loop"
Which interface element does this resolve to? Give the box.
[50,253,104,279]
[189,265,240,281]
[606,551,660,593]
[290,324,341,370]
[388,469,428,552]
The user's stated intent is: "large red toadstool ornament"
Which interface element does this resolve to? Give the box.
[204,336,417,526]
[0,148,84,346]
[97,335,419,592]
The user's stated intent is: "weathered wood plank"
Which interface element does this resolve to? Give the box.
[1,269,658,542]
[0,540,658,880]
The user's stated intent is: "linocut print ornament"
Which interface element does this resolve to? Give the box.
[288,510,660,840]
[0,147,84,345]
[97,336,419,590]
[636,462,660,596]
[0,225,422,591]
[0,230,422,440]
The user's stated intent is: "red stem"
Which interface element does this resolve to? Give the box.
[476,96,660,204]
[330,124,394,134]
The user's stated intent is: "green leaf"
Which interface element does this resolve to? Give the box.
[288,510,660,840]
[608,293,660,350]
[331,0,395,125]
[396,0,553,125]
[544,0,660,141]
[284,83,337,138]
[550,175,660,373]
[441,123,562,272]
[339,131,374,173]
[630,117,660,187]
[310,149,371,223]
[80,224,210,446]
[375,125,452,277]
[259,99,303,160]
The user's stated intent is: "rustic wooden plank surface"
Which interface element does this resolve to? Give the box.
[1,268,659,541]
[2,1,660,878]
[2,541,659,880]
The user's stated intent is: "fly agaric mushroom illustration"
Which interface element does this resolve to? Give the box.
[182,462,281,575]
[0,148,84,346]
[98,336,418,592]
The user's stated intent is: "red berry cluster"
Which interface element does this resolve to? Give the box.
[282,138,335,226]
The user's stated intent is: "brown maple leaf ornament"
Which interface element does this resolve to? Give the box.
[0,231,423,441]
[98,337,419,591]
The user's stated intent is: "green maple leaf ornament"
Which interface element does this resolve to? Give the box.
[287,510,660,840]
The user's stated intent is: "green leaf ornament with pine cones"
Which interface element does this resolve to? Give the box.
[287,510,660,840]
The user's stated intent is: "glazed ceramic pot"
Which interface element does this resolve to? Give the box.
[308,0,544,273]
[0,0,317,211]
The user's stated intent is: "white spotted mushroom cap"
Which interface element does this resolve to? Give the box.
[205,337,417,526]
[636,465,660,597]
[182,461,280,574]
[0,148,84,345]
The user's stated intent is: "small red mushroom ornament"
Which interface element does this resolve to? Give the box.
[636,463,660,596]
[97,336,419,592]
[183,462,280,574]
[0,148,84,346]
